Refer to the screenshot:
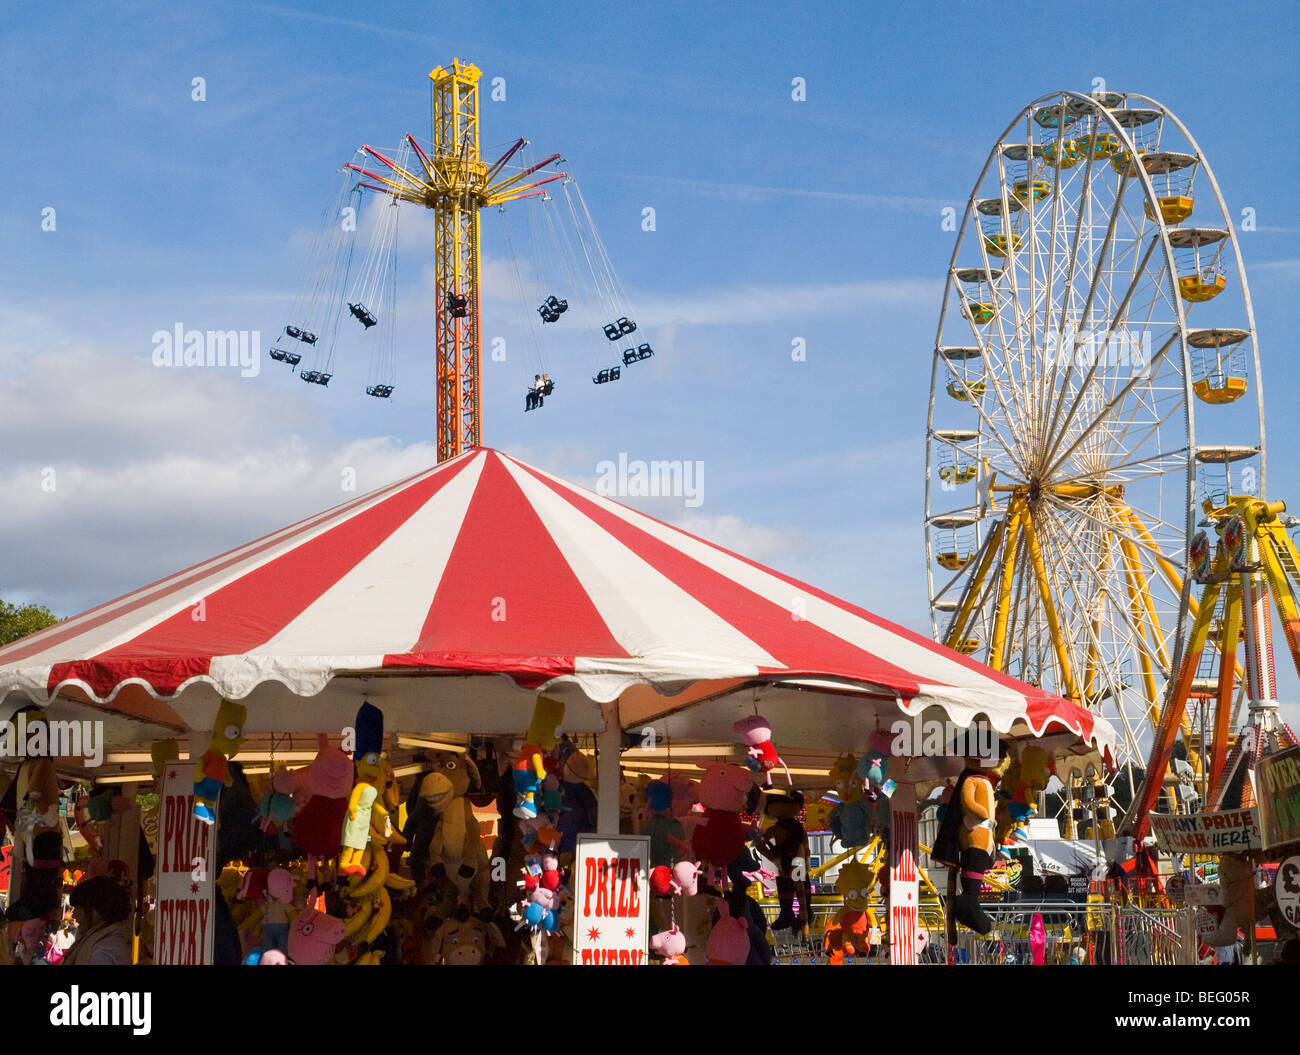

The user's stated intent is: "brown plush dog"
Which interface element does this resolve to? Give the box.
[419,752,491,911]
[426,912,506,965]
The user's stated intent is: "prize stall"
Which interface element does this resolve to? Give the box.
[0,449,1113,965]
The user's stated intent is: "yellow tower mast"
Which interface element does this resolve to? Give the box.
[347,59,565,461]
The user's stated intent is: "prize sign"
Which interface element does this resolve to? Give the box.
[1276,855,1300,929]
[154,762,217,965]
[573,834,650,965]
[889,784,919,966]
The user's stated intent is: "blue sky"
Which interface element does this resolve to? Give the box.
[3,1,1300,725]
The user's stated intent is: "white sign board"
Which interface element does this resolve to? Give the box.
[153,762,217,965]
[572,834,650,965]
[1277,855,1300,929]
[889,784,919,966]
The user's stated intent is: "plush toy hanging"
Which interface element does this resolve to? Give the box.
[754,788,811,934]
[642,779,685,869]
[419,751,490,912]
[705,899,751,965]
[733,715,791,786]
[514,696,565,820]
[193,699,247,825]
[291,734,354,888]
[687,763,755,887]
[823,858,877,964]
[930,752,1008,936]
[340,702,388,877]
[650,925,688,964]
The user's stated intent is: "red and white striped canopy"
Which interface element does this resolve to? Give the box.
[0,449,1111,754]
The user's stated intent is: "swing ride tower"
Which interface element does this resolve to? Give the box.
[346,59,566,461]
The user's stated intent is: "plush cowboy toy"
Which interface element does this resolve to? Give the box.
[932,750,1009,936]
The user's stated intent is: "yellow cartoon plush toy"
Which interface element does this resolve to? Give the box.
[824,859,877,964]
[512,696,564,821]
[340,702,389,877]
[193,699,247,825]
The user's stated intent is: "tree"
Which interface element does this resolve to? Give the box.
[0,593,59,646]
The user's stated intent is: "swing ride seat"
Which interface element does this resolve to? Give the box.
[539,308,561,323]
[300,370,332,386]
[446,293,470,319]
[622,348,638,366]
[366,385,394,399]
[269,348,301,365]
[593,367,622,384]
[349,302,378,328]
[636,343,654,360]
[617,317,636,335]
[285,325,318,345]
[603,323,621,341]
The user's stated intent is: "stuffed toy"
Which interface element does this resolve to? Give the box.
[642,780,685,868]
[291,734,354,887]
[287,905,347,965]
[262,868,295,953]
[754,788,810,933]
[255,766,296,836]
[1203,853,1254,947]
[650,924,688,964]
[688,763,754,884]
[931,753,1008,936]
[705,898,751,965]
[427,911,505,965]
[419,751,490,911]
[513,696,564,820]
[824,859,877,964]
[14,756,61,867]
[341,702,389,876]
[193,699,247,825]
[733,714,791,785]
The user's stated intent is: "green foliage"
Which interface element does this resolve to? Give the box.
[0,592,59,646]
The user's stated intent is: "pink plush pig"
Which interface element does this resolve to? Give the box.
[651,925,688,965]
[733,715,790,786]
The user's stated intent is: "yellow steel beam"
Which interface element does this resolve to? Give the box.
[1021,504,1079,699]
[943,515,1005,651]
[989,499,1024,671]
[1208,580,1242,802]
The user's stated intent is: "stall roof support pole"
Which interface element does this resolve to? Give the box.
[596,700,622,834]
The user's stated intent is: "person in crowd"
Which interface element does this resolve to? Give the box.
[62,876,133,966]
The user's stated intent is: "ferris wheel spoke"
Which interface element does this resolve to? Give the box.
[1035,171,1146,470]
[1041,329,1179,481]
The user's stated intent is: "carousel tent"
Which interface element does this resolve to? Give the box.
[0,448,1114,773]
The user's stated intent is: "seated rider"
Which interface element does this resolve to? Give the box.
[526,374,543,411]
[542,374,553,397]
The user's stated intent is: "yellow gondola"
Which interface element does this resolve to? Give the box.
[1179,272,1226,302]
[962,302,996,325]
[983,233,1022,257]
[946,378,986,401]
[937,552,973,571]
[1077,131,1119,159]
[1012,178,1051,204]
[1042,138,1082,169]
[939,464,978,484]
[954,638,981,655]
[932,514,977,572]
[1188,328,1250,406]
[1145,196,1194,224]
[1170,227,1228,304]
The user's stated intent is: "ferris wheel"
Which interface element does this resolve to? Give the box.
[924,90,1265,777]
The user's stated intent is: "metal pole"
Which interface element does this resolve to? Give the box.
[595,700,622,834]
